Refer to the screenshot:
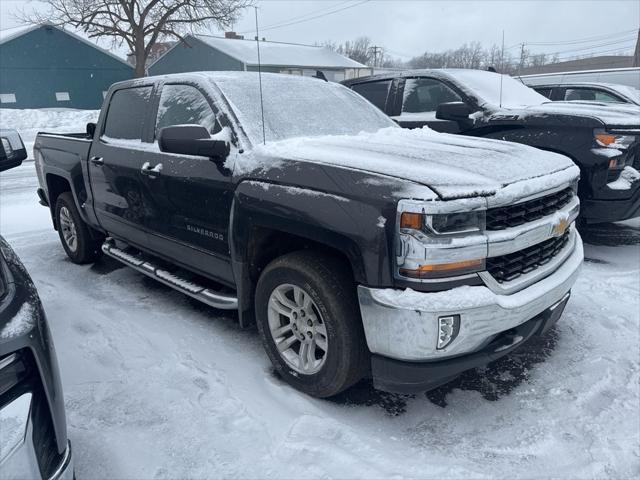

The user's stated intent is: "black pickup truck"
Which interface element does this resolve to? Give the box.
[343,69,640,224]
[35,72,583,397]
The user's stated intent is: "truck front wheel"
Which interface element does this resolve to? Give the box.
[55,192,102,264]
[255,250,368,398]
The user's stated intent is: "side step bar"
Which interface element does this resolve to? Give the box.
[102,240,238,310]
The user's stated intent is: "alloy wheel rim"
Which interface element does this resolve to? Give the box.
[267,283,328,375]
[59,206,78,252]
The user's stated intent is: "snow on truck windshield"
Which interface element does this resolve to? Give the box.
[211,73,397,144]
[446,69,550,109]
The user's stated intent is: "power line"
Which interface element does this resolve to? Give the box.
[384,48,415,59]
[517,28,638,47]
[544,36,637,56]
[239,0,353,33]
[554,45,636,62]
[238,1,370,35]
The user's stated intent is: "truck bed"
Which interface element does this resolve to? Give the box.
[35,132,92,163]
[34,132,93,198]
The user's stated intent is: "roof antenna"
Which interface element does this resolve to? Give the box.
[254,6,266,145]
[499,30,505,108]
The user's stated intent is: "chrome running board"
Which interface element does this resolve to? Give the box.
[101,240,238,310]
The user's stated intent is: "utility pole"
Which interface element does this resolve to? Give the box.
[634,28,640,67]
[369,46,382,68]
[518,42,526,76]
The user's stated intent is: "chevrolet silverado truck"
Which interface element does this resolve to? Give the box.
[34,72,583,397]
[343,69,640,224]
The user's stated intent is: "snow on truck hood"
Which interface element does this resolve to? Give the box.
[253,127,578,200]
[520,101,640,127]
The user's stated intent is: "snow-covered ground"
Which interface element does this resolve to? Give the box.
[1,111,639,478]
[0,108,99,156]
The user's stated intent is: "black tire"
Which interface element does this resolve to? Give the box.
[255,250,369,398]
[55,192,103,264]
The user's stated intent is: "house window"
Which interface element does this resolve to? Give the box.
[0,93,17,104]
[56,92,70,102]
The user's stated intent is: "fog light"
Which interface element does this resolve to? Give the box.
[437,315,460,349]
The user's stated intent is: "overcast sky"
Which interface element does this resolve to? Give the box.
[1,0,638,61]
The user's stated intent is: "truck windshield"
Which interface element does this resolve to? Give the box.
[614,85,640,105]
[446,70,549,109]
[211,73,397,144]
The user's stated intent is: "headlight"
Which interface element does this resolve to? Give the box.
[0,352,29,397]
[397,205,487,280]
[594,129,637,171]
[1,137,13,156]
[401,211,485,235]
[594,129,637,150]
[398,258,486,279]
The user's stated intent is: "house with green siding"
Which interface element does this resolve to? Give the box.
[0,23,133,109]
[148,34,371,83]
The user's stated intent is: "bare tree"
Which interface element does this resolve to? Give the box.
[316,37,372,65]
[342,37,373,65]
[20,0,252,77]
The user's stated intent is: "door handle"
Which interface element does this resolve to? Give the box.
[90,156,104,166]
[141,161,163,178]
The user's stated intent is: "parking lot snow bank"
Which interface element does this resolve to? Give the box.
[0,108,99,157]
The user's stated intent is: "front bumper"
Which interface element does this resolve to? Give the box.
[371,293,570,393]
[582,180,640,223]
[0,392,73,480]
[358,232,582,392]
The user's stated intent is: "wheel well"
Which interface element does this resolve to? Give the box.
[246,226,356,284]
[46,175,71,229]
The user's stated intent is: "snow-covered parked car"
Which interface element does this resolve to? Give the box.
[528,82,640,106]
[343,69,640,224]
[1,135,74,479]
[33,72,583,397]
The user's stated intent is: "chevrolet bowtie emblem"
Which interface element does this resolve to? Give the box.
[551,217,569,237]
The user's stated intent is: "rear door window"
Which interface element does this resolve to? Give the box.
[156,84,221,138]
[564,88,624,103]
[103,87,152,140]
[351,80,392,111]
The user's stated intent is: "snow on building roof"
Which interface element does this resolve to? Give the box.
[0,22,132,68]
[0,24,39,45]
[193,34,367,69]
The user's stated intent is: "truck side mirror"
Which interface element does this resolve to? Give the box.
[158,125,230,161]
[0,129,28,172]
[86,122,97,139]
[436,102,473,122]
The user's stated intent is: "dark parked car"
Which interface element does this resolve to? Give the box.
[1,132,74,479]
[34,72,582,397]
[529,82,640,106]
[0,129,27,172]
[343,69,640,224]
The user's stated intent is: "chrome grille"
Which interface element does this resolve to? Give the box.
[486,188,573,230]
[487,231,571,283]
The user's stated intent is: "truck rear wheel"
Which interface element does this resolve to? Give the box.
[55,192,102,264]
[255,250,368,398]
